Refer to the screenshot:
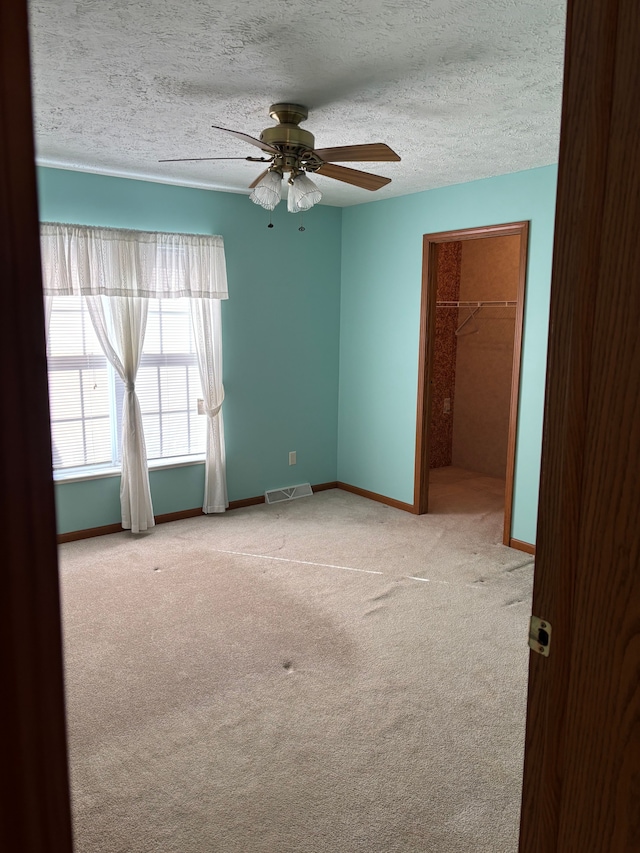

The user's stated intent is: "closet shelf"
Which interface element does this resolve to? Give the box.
[436,300,517,308]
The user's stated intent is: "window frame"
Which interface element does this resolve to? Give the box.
[47,295,206,479]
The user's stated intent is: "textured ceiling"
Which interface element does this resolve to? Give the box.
[29,0,567,207]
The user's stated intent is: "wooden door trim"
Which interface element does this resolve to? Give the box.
[519,0,640,849]
[503,223,529,544]
[414,237,439,513]
[1,0,74,849]
[414,221,529,548]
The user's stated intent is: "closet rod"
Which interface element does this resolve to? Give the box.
[436,300,517,308]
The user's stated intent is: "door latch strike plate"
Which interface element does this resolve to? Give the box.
[529,616,551,657]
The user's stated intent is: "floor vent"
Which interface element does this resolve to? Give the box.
[265,483,313,504]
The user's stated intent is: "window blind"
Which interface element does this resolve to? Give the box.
[47,296,205,473]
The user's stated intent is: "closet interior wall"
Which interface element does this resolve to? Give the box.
[429,241,462,469]
[430,235,520,480]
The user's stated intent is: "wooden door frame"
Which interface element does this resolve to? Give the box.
[414,221,529,548]
[519,0,640,848]
[1,1,74,850]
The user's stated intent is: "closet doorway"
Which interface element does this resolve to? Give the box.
[414,222,529,549]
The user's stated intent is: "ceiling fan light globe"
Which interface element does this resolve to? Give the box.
[249,170,282,211]
[288,173,322,212]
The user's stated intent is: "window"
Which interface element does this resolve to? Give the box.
[47,296,205,474]
[138,299,206,461]
[47,296,113,470]
[41,222,228,524]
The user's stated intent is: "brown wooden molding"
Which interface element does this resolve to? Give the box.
[228,480,339,510]
[155,507,204,524]
[227,481,335,510]
[57,508,205,542]
[414,221,530,542]
[56,482,342,542]
[56,480,410,542]
[502,223,529,546]
[57,523,124,543]
[422,223,530,243]
[509,538,536,556]
[309,481,339,492]
[337,481,418,513]
[413,237,439,513]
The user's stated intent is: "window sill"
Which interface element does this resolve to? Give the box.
[53,454,205,484]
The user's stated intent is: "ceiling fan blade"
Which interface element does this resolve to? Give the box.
[316,163,392,191]
[211,125,279,154]
[158,156,269,162]
[248,169,270,189]
[314,143,401,163]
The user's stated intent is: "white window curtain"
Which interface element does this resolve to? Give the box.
[189,298,227,513]
[43,295,53,342]
[86,295,154,532]
[40,223,229,299]
[41,222,229,530]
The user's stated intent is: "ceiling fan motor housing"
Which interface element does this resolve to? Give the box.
[261,103,316,160]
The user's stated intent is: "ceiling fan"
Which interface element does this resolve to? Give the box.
[160,103,401,214]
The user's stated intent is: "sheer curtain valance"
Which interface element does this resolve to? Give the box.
[41,222,229,532]
[40,222,228,299]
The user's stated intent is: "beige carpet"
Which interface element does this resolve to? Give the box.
[59,468,534,853]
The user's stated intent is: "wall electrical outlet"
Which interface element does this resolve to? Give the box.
[443,397,451,413]
[289,451,297,465]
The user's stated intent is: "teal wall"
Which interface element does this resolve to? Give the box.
[42,165,557,544]
[338,165,558,545]
[54,465,207,533]
[39,167,342,533]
